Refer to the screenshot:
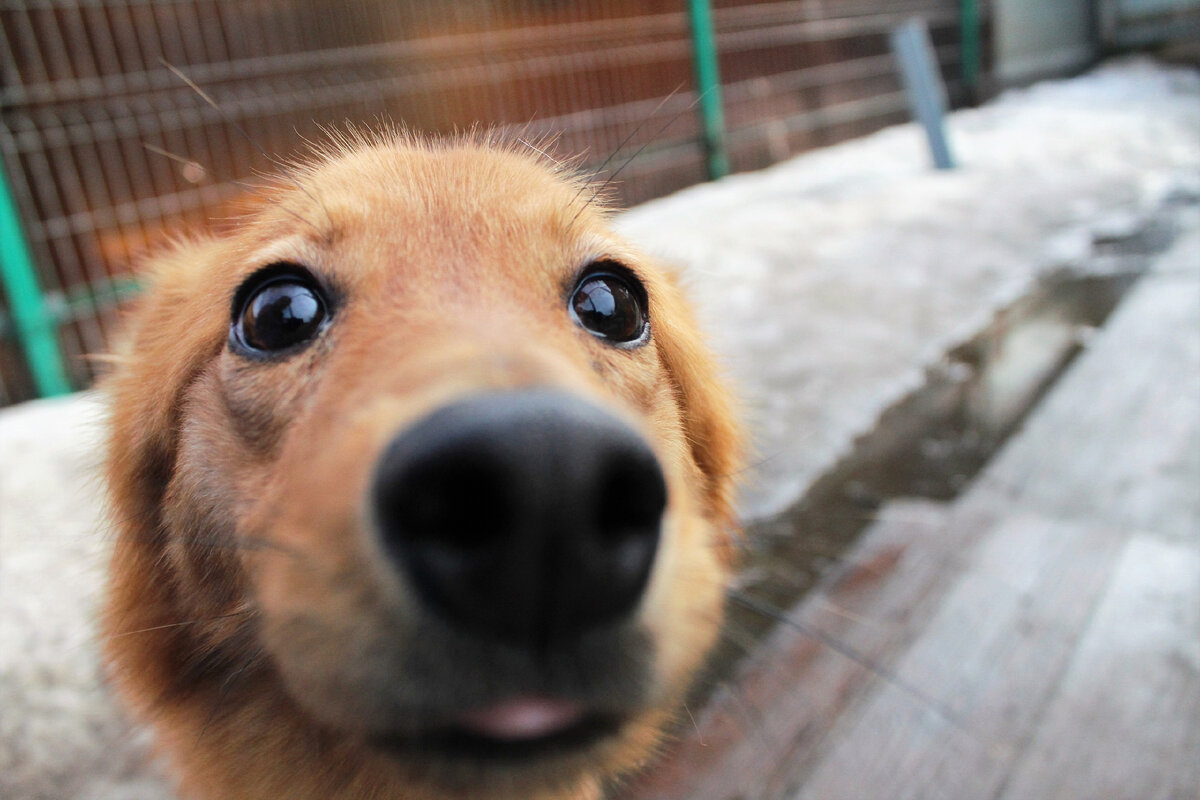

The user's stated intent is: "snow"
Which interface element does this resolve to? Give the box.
[0,394,168,800]
[616,57,1200,518]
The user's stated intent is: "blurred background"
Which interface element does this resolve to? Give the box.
[3,0,1196,405]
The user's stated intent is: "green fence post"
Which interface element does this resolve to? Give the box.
[687,0,729,180]
[0,148,71,397]
[959,0,982,96]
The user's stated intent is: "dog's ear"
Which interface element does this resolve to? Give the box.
[648,267,742,549]
[106,236,230,530]
[103,235,232,695]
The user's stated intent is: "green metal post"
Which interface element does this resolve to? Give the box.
[959,0,982,95]
[687,0,729,180]
[0,149,71,396]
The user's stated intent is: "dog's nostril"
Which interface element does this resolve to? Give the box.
[371,390,665,646]
[597,450,668,544]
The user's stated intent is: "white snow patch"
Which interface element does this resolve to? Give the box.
[616,57,1200,517]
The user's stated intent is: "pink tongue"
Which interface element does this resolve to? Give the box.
[453,697,585,741]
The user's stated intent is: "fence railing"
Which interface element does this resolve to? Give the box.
[0,0,974,405]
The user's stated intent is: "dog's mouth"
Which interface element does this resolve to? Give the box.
[372,696,622,762]
[452,696,589,741]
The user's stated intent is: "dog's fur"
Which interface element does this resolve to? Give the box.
[102,133,740,800]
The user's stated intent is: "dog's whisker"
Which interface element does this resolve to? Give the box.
[682,703,707,747]
[682,654,775,752]
[159,59,335,239]
[515,137,564,170]
[108,508,303,561]
[716,449,786,480]
[182,532,313,564]
[111,609,257,639]
[570,83,685,210]
[182,535,303,558]
[142,142,206,173]
[142,139,324,237]
[587,90,707,211]
[726,591,976,737]
[228,179,328,236]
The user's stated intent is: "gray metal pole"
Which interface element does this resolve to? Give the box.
[890,19,956,170]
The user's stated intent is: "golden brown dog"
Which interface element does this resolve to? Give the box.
[103,132,740,800]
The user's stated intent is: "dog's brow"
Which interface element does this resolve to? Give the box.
[244,237,325,270]
[574,232,631,265]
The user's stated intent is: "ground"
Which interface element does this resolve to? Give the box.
[1,57,1198,800]
[621,219,1200,800]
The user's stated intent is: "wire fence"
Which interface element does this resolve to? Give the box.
[0,0,975,405]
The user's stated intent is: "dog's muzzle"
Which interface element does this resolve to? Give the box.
[372,389,666,649]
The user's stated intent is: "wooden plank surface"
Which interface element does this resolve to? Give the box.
[620,226,1200,799]
[970,232,1200,539]
[790,514,1127,800]
[995,534,1200,800]
[621,499,965,800]
[782,228,1200,799]
[785,227,1200,799]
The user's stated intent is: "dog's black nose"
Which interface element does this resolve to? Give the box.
[372,389,666,646]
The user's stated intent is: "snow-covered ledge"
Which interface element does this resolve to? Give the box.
[616,58,1200,519]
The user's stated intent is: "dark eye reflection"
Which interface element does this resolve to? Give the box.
[570,270,648,345]
[231,266,330,355]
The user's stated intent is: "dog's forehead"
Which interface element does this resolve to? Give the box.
[240,143,616,289]
[305,144,587,229]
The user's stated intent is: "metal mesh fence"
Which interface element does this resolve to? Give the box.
[0,0,975,404]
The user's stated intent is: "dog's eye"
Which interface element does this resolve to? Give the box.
[570,267,649,346]
[232,268,329,355]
